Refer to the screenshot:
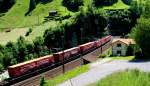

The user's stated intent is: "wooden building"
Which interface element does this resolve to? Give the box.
[111,38,135,56]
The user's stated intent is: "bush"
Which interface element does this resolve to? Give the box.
[93,0,118,7]
[25,28,32,36]
[0,64,4,72]
[108,10,134,36]
[0,0,16,13]
[134,51,143,59]
[61,14,71,20]
[62,0,83,11]
[126,45,134,56]
[122,0,133,5]
[40,77,46,86]
[131,18,150,59]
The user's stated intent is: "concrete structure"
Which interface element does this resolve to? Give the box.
[111,38,135,56]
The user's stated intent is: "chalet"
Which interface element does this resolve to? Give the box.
[111,38,135,56]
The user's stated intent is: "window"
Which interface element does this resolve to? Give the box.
[117,44,121,47]
[117,50,121,55]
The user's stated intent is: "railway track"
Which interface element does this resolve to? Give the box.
[12,57,83,86]
[0,39,111,86]
[11,45,110,86]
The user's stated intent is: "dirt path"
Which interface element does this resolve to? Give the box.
[58,59,150,86]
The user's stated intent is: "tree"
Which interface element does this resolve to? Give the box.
[2,51,13,67]
[142,0,150,18]
[0,64,4,72]
[130,0,143,18]
[40,77,46,86]
[108,10,134,36]
[33,36,44,57]
[93,0,118,7]
[0,0,16,13]
[4,41,16,67]
[122,0,132,5]
[16,36,28,62]
[126,45,134,56]
[29,0,36,12]
[74,6,108,42]
[44,29,55,53]
[131,18,150,59]
[25,0,36,15]
[0,52,4,71]
[62,0,83,11]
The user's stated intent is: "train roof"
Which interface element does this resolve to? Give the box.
[79,42,95,46]
[64,47,79,51]
[54,47,79,54]
[8,55,53,68]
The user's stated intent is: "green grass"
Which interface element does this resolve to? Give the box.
[44,64,89,86]
[109,56,135,60]
[0,28,28,45]
[0,0,130,29]
[0,21,58,45]
[88,69,150,86]
[0,0,72,29]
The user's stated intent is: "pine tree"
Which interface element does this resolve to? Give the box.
[29,0,36,12]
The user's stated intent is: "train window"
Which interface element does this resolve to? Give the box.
[117,44,121,47]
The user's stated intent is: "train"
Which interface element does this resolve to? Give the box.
[8,35,112,78]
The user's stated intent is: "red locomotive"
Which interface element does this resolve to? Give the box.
[8,35,112,78]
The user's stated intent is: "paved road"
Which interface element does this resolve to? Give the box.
[58,59,150,86]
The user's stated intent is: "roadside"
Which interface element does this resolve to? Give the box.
[58,58,150,86]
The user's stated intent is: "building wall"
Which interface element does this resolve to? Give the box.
[112,41,128,56]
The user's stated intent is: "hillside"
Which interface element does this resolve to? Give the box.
[0,0,129,29]
[0,0,72,29]
[0,0,130,45]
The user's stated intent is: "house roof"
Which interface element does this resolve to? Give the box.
[112,38,136,45]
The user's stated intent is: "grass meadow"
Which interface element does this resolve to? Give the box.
[88,69,150,86]
[44,64,89,86]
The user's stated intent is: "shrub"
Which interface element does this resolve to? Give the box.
[126,45,134,56]
[61,14,71,20]
[108,10,134,36]
[62,0,83,11]
[40,77,46,86]
[0,64,4,72]
[122,0,132,5]
[131,18,150,59]
[29,0,36,12]
[134,51,143,59]
[0,0,16,13]
[25,28,32,36]
[93,0,118,7]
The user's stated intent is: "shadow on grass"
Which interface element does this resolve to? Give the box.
[129,59,150,63]
[93,0,118,8]
[25,0,53,16]
[40,0,53,4]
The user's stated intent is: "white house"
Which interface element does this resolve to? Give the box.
[111,38,135,56]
